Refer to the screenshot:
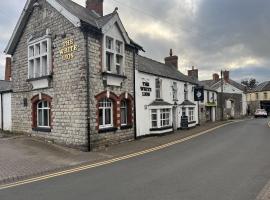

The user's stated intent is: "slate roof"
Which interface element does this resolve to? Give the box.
[0,81,12,93]
[148,100,173,107]
[137,56,197,84]
[201,79,246,92]
[250,81,270,92]
[179,100,196,106]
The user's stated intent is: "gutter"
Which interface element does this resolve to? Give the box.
[84,32,91,152]
[133,48,137,140]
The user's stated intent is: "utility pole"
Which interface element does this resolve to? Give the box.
[220,70,224,121]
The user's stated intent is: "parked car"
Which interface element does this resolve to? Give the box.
[254,109,268,118]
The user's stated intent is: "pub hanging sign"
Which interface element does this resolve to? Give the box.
[59,38,79,61]
[141,81,152,96]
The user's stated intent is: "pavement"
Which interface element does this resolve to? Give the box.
[0,118,270,200]
[0,121,230,185]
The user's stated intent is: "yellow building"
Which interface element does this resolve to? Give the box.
[246,81,270,115]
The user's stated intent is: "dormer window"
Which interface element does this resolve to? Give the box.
[104,36,124,75]
[28,36,51,79]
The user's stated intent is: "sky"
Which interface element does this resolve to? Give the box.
[0,0,270,83]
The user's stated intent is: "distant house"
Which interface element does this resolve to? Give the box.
[246,81,270,115]
[135,51,199,137]
[188,67,218,124]
[201,71,247,119]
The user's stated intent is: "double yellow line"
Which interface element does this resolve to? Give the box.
[0,121,238,190]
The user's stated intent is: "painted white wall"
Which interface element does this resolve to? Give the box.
[0,93,12,131]
[215,83,247,115]
[136,70,198,137]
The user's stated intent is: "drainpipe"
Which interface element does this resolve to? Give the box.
[133,48,137,140]
[84,32,91,152]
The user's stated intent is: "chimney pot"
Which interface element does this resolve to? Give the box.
[165,49,178,70]
[223,70,230,83]
[213,73,220,81]
[86,0,104,16]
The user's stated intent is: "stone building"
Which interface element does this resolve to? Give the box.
[4,0,142,150]
[201,71,247,120]
[246,81,270,115]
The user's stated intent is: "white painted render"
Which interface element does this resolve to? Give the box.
[0,93,12,131]
[135,70,199,137]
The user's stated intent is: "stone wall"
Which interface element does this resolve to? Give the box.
[11,0,88,150]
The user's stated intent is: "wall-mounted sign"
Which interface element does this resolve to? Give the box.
[141,81,152,96]
[194,86,204,101]
[59,39,79,60]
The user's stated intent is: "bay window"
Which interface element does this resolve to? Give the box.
[188,108,195,122]
[28,36,51,79]
[99,98,113,129]
[151,108,171,129]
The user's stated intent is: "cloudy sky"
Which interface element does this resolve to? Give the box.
[1,0,270,82]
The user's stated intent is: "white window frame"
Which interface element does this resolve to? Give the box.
[150,108,171,129]
[188,107,195,122]
[103,35,125,75]
[99,98,113,129]
[172,82,178,101]
[155,78,162,99]
[120,100,128,126]
[184,83,188,100]
[37,101,50,128]
[28,36,52,79]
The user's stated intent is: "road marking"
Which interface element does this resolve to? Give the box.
[0,120,242,190]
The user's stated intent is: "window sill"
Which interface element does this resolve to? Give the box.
[26,75,52,82]
[120,125,133,130]
[150,126,173,131]
[32,127,51,132]
[98,127,118,134]
[188,121,196,125]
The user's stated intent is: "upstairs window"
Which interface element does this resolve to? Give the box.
[184,83,188,100]
[264,92,268,100]
[207,91,210,102]
[172,82,178,100]
[155,78,162,99]
[104,36,124,75]
[28,37,51,79]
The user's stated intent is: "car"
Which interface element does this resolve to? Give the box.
[254,109,268,118]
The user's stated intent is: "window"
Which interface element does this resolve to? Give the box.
[99,98,113,129]
[188,108,194,122]
[160,109,170,127]
[264,92,268,100]
[104,36,124,75]
[28,37,51,79]
[172,82,178,100]
[211,92,215,102]
[155,78,162,99]
[120,100,128,126]
[207,91,210,102]
[151,109,171,129]
[184,83,188,100]
[256,93,259,100]
[151,109,158,128]
[106,52,113,72]
[37,101,50,128]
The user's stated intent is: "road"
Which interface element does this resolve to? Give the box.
[0,119,270,200]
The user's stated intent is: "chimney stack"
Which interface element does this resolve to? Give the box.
[86,0,104,16]
[188,66,198,80]
[223,70,230,83]
[213,73,219,81]
[5,57,11,81]
[165,49,178,69]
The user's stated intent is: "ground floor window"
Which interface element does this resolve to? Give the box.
[188,107,195,122]
[37,101,50,128]
[99,98,113,129]
[120,100,128,126]
[150,108,171,129]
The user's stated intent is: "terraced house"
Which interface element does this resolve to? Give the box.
[4,0,142,150]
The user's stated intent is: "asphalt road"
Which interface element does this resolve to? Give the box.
[1,119,270,200]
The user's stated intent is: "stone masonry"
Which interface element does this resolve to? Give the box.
[10,0,136,150]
